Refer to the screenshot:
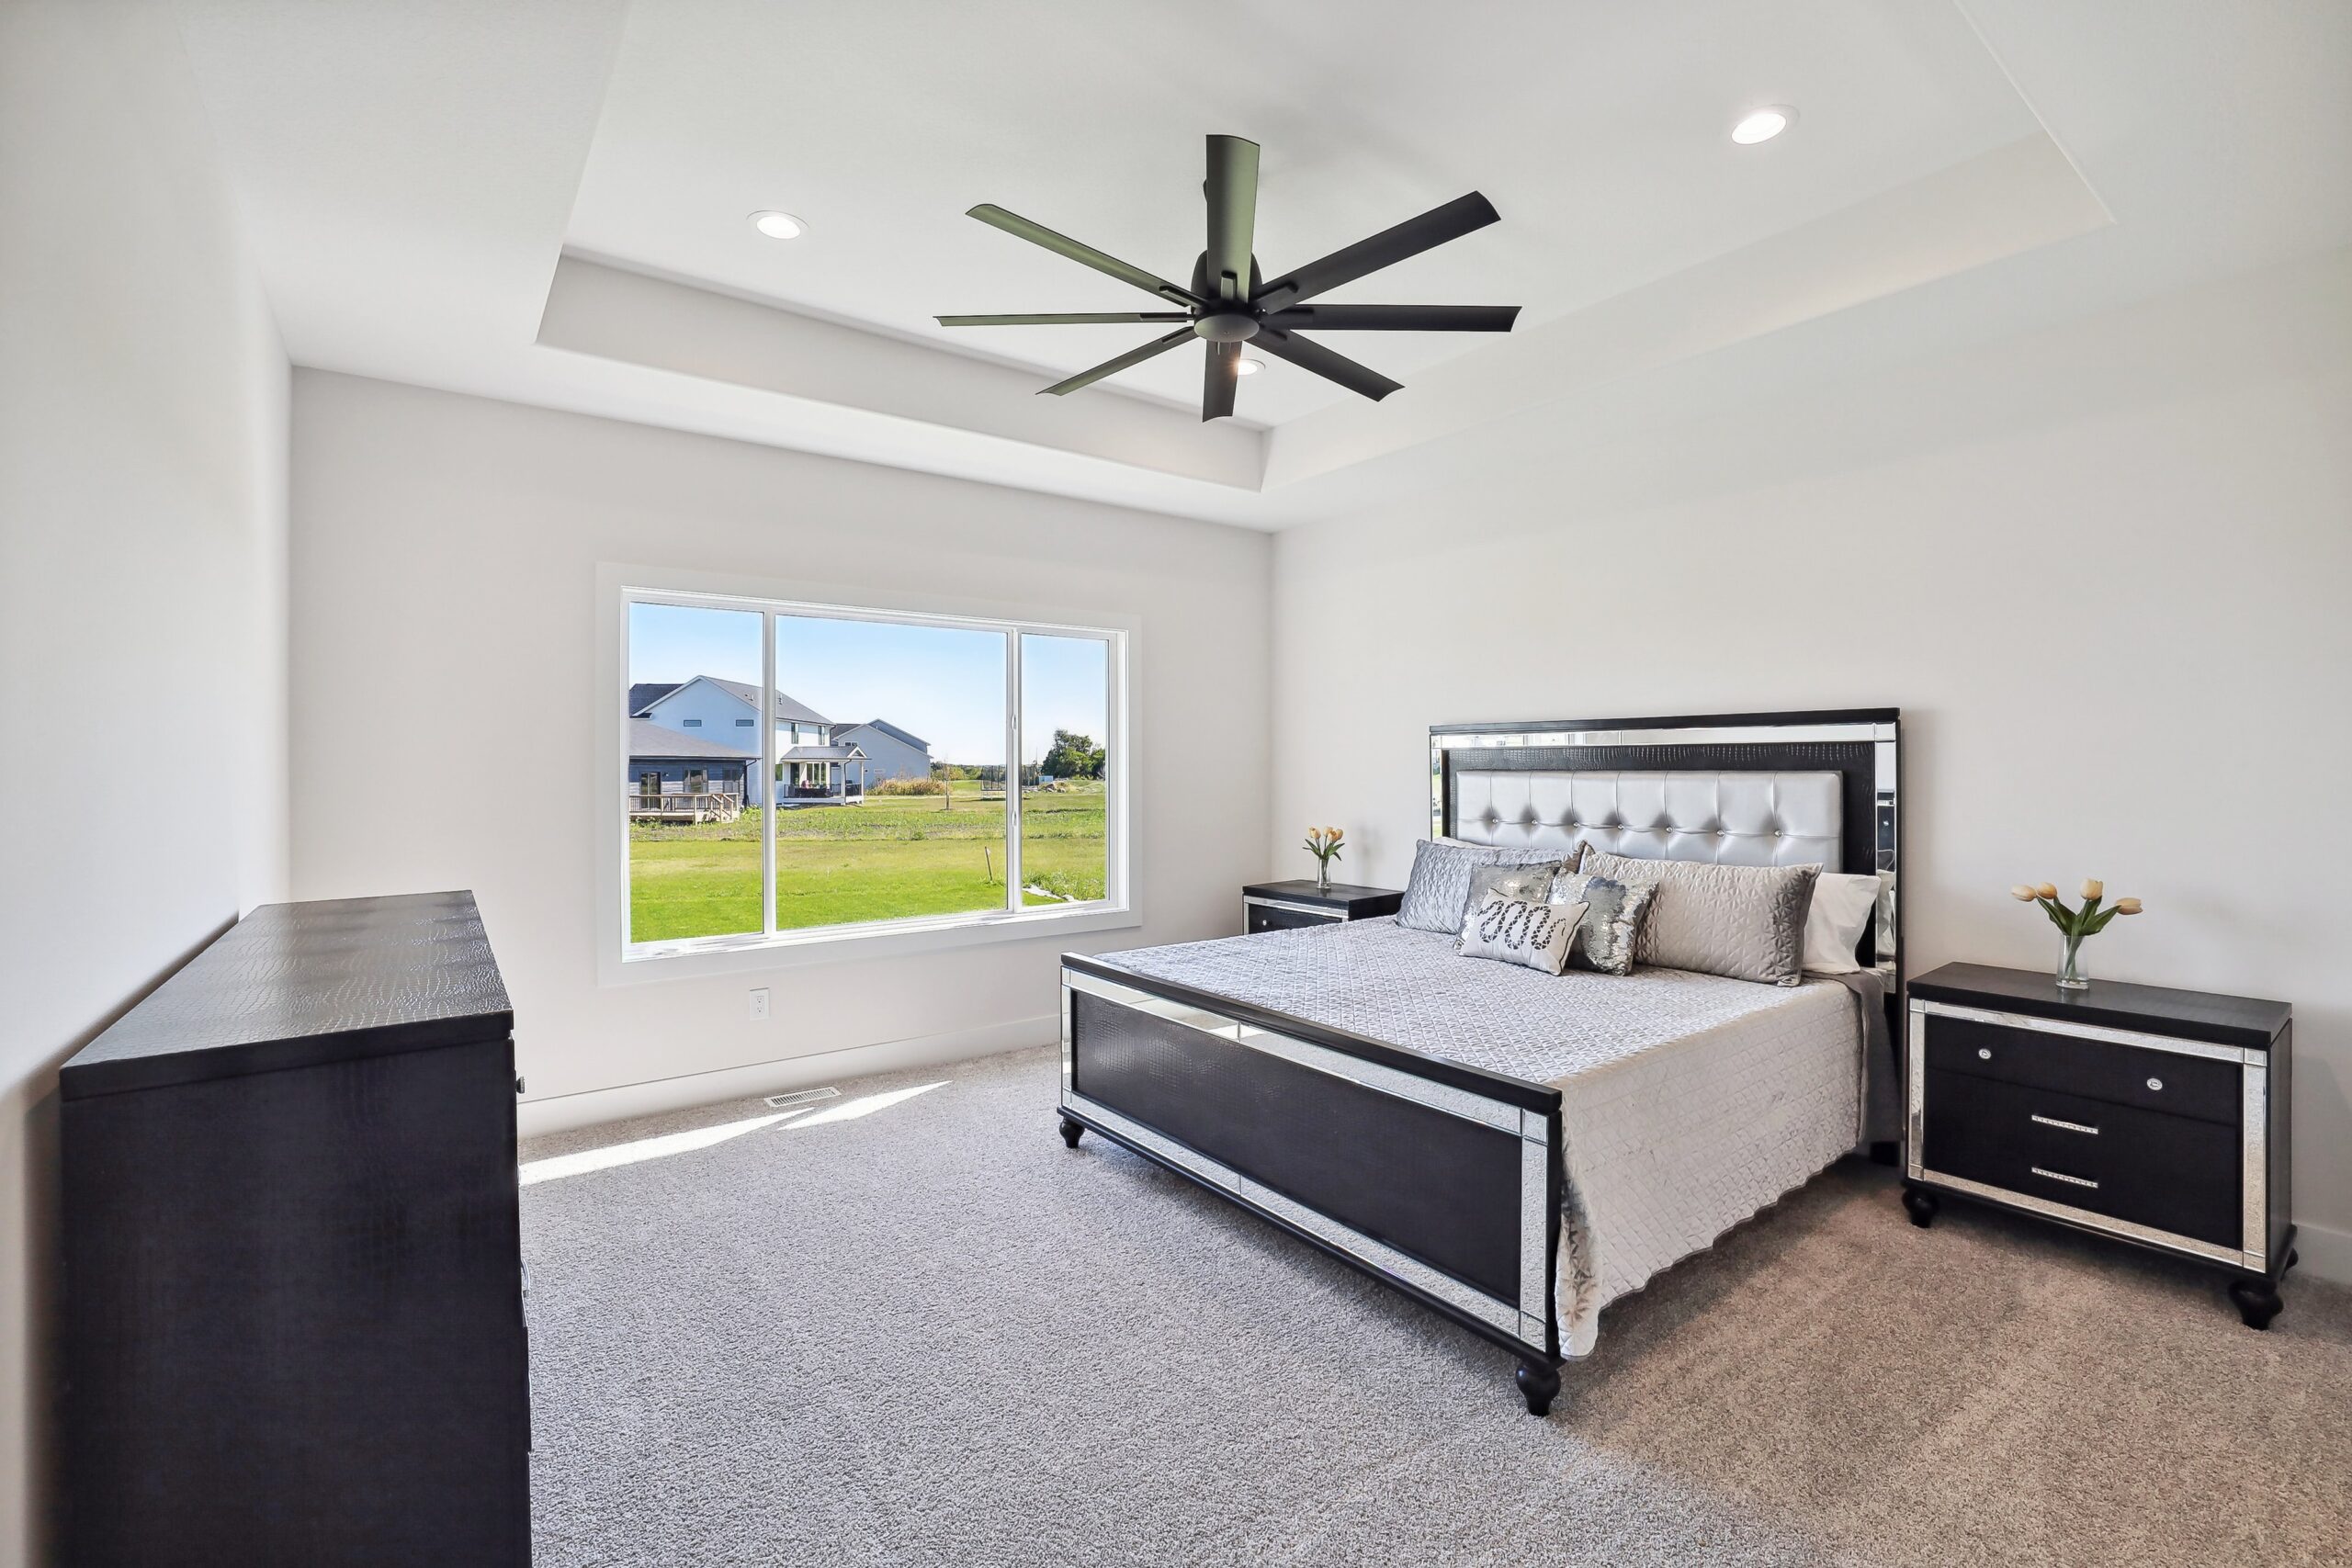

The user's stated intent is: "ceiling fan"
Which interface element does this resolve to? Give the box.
[938,135,1520,422]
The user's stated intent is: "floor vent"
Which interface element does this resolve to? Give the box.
[763,1087,841,1111]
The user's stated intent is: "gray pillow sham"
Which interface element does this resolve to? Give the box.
[1545,870,1657,976]
[1396,840,1578,933]
[1577,851,1821,987]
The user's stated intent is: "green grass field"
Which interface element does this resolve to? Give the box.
[628,783,1107,942]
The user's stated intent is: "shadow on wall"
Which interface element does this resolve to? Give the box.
[12,916,234,1562]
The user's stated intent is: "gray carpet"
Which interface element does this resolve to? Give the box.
[519,1046,2352,1567]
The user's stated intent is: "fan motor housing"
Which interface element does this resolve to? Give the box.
[1193,313,1260,342]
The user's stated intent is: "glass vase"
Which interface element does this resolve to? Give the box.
[2056,934,2089,990]
[1315,860,1332,893]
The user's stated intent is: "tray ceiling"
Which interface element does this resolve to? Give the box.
[169,0,2352,528]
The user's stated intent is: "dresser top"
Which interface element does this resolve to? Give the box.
[1908,962,2289,1050]
[62,891,511,1100]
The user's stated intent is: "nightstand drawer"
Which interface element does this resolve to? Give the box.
[1922,1069,2242,1247]
[1245,899,1340,934]
[1923,1011,2240,1126]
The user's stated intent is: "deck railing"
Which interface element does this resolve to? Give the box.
[629,790,743,822]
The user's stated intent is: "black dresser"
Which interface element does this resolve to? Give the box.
[1901,962,2293,1327]
[61,890,530,1567]
[1241,879,1404,933]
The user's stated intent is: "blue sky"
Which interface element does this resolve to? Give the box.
[629,603,1106,765]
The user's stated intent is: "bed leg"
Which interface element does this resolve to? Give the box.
[1515,1359,1561,1418]
[1057,1113,1084,1149]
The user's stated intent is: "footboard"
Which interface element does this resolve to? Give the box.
[1057,954,1566,1409]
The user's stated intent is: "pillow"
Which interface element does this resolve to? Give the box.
[1458,894,1587,976]
[1396,840,1577,933]
[1442,835,1585,872]
[1465,861,1561,909]
[1803,872,1881,975]
[1578,851,1821,987]
[1546,870,1657,976]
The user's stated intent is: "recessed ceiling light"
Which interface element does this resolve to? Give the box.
[1235,356,1266,376]
[1731,107,1795,145]
[750,210,807,240]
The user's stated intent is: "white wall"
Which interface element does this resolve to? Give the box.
[0,3,291,1559]
[288,371,1270,1132]
[1269,250,2352,1280]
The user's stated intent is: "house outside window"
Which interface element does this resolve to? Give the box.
[612,580,1131,974]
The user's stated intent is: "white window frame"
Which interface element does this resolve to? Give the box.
[597,563,1137,985]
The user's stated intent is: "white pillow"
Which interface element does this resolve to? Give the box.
[1459,894,1587,976]
[1803,872,1881,975]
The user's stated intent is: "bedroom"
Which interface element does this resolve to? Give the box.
[3,2,2347,1564]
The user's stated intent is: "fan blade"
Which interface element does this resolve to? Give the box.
[1252,326,1401,401]
[1204,135,1260,305]
[1253,192,1500,311]
[1203,340,1239,422]
[1038,326,1196,396]
[967,205,1204,306]
[1260,304,1519,333]
[937,312,1192,326]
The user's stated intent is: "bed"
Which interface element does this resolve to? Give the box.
[1057,710,1902,1413]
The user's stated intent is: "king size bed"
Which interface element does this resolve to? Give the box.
[1056,710,1902,1413]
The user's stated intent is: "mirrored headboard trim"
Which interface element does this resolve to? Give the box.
[1429,710,1901,977]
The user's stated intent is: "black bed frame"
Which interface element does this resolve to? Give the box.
[1057,709,1902,1414]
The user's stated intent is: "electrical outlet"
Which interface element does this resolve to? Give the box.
[748,987,770,1021]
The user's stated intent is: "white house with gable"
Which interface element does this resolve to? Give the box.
[629,675,870,806]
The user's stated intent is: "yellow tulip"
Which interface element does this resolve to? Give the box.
[2081,878,2104,900]
[2009,885,2038,901]
[2036,883,2058,900]
[2115,897,2143,915]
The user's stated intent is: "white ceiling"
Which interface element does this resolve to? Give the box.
[565,0,2041,424]
[170,0,2352,528]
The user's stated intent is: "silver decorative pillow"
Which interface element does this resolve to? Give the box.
[1465,861,1561,909]
[1458,894,1587,976]
[1396,840,1571,933]
[1546,870,1656,976]
[1578,851,1821,987]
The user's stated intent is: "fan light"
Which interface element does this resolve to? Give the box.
[750,210,807,240]
[1236,357,1265,376]
[1731,107,1794,145]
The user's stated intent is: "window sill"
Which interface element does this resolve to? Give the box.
[599,901,1141,987]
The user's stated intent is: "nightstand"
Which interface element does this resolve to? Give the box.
[1241,879,1403,934]
[1902,962,2294,1327]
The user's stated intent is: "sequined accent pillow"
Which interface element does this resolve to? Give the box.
[1464,861,1562,910]
[1458,895,1587,976]
[1545,871,1656,976]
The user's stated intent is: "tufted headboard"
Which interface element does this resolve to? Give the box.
[1430,710,1901,974]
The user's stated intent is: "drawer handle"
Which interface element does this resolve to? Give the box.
[2030,1113,2099,1136]
[2146,1077,2163,1092]
[2031,1166,2099,1190]
[1977,1047,1992,1061]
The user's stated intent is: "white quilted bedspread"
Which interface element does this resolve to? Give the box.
[1097,918,1863,1357]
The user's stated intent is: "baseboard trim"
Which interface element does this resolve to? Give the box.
[515,1014,1055,1139]
[2290,1218,2352,1287]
